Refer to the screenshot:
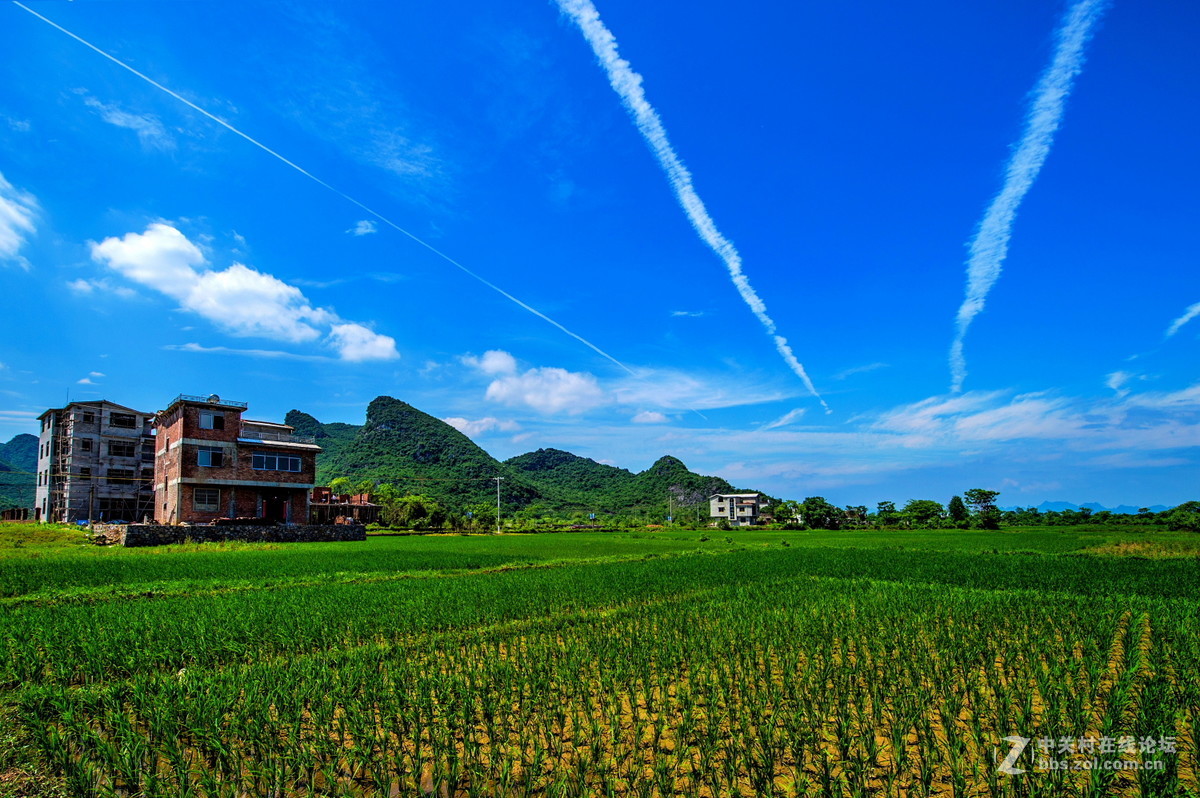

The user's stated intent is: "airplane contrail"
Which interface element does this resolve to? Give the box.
[555,0,830,413]
[13,1,638,377]
[949,0,1110,393]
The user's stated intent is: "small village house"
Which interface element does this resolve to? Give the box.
[154,394,321,524]
[709,492,766,526]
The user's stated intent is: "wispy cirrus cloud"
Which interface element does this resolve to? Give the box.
[760,408,806,431]
[163,343,331,362]
[555,0,828,413]
[91,223,398,361]
[833,362,888,381]
[1165,300,1200,339]
[949,0,1110,393]
[347,219,377,236]
[81,94,175,151]
[0,171,37,270]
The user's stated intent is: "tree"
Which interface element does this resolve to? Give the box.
[964,488,1001,530]
[1166,500,1200,532]
[903,499,944,528]
[798,496,842,530]
[379,494,444,529]
[948,495,969,527]
[328,476,353,495]
[876,501,898,527]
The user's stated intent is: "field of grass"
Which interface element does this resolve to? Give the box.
[0,524,1197,797]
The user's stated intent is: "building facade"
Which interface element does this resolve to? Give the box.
[34,401,156,523]
[153,394,321,524]
[709,493,765,526]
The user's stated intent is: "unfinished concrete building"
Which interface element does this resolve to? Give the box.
[153,394,321,524]
[34,400,156,523]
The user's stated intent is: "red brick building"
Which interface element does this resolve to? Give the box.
[153,394,321,524]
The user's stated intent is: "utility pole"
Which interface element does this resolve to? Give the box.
[668,493,673,525]
[493,476,504,534]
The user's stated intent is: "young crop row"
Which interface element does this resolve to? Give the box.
[5,545,1200,690]
[18,575,1200,797]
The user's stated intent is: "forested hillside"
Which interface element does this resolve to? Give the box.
[290,398,749,514]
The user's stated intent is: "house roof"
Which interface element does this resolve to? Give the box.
[710,493,762,499]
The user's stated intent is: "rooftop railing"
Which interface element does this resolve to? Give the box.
[239,428,317,444]
[171,394,249,409]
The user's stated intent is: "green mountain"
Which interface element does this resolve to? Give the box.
[0,434,37,473]
[504,449,737,513]
[292,397,547,510]
[291,397,750,514]
[0,433,37,510]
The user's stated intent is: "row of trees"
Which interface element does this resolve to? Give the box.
[328,475,1199,533]
[769,494,1200,532]
[769,489,1001,530]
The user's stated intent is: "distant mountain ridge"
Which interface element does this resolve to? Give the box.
[287,397,747,513]
[1002,500,1173,514]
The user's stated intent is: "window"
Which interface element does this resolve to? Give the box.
[80,439,93,452]
[252,452,302,472]
[199,411,225,430]
[193,488,220,512]
[106,468,135,485]
[80,412,96,424]
[110,413,137,429]
[197,447,224,468]
[79,467,91,478]
[108,441,136,458]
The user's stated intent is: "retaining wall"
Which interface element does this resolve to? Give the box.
[90,523,366,547]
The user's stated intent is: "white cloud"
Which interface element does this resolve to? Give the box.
[670,310,704,318]
[0,171,37,270]
[327,323,399,362]
[91,223,398,361]
[76,378,94,385]
[347,219,378,236]
[632,410,668,424]
[442,416,521,437]
[461,349,518,376]
[1165,301,1200,339]
[187,263,333,342]
[760,408,806,431]
[83,96,175,151]
[91,223,203,298]
[67,277,136,298]
[88,371,105,378]
[486,366,606,415]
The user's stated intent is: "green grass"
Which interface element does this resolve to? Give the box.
[1,525,1197,796]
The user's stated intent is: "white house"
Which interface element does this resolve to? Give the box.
[709,493,765,526]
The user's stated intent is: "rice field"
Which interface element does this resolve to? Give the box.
[1,528,1196,797]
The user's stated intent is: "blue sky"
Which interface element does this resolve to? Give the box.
[2,0,1198,508]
